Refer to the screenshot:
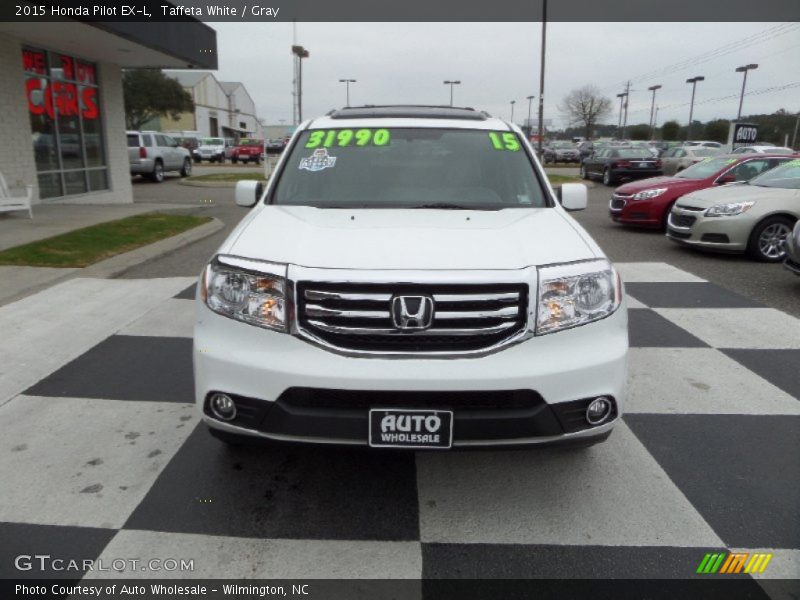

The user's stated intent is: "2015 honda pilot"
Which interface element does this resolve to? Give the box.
[194,106,628,450]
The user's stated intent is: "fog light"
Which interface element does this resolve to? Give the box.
[586,396,612,425]
[209,393,237,421]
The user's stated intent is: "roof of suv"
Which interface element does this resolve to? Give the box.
[309,105,509,131]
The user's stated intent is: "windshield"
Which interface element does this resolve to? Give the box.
[552,142,574,149]
[201,138,224,145]
[617,149,652,159]
[749,160,800,189]
[240,139,262,146]
[271,128,548,209]
[769,148,794,155]
[692,148,722,157]
[676,157,738,179]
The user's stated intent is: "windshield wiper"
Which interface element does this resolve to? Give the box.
[412,203,471,210]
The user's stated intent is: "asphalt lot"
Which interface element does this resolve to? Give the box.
[0,171,797,592]
[123,173,800,319]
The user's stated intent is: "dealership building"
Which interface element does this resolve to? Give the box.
[0,19,217,205]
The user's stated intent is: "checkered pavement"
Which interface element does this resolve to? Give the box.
[0,264,797,592]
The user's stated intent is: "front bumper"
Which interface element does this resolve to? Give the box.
[609,194,668,227]
[665,208,750,253]
[193,299,628,448]
[612,168,663,181]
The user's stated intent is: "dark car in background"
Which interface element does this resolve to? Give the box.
[581,147,662,186]
[609,153,794,230]
[543,141,581,164]
[784,220,800,275]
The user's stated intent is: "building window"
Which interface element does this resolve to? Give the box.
[22,47,108,199]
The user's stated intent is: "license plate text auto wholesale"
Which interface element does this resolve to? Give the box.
[369,409,453,449]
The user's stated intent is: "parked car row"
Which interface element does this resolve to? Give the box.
[606,152,800,268]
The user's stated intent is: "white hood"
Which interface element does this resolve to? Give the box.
[224,206,598,270]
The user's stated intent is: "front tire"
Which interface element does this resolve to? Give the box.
[180,158,192,177]
[232,156,238,164]
[748,217,794,262]
[603,168,614,186]
[150,161,164,183]
[580,164,589,180]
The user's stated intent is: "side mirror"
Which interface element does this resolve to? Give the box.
[235,180,263,208]
[559,183,588,211]
[716,174,736,185]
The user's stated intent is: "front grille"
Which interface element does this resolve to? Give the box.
[668,229,692,240]
[701,233,730,243]
[678,205,705,212]
[672,214,697,228]
[296,281,528,354]
[610,197,626,210]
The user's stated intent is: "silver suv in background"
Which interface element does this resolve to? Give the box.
[127,131,192,183]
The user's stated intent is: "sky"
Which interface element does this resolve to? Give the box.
[209,22,800,130]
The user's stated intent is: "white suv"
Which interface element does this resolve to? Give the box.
[194,106,628,450]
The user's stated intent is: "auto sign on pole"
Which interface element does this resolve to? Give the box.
[726,122,759,152]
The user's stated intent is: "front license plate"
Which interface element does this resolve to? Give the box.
[369,409,453,449]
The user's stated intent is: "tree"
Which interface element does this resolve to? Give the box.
[704,119,730,143]
[628,124,650,140]
[661,120,680,141]
[558,85,612,139]
[123,69,194,130]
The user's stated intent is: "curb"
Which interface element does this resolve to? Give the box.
[0,217,224,307]
[179,179,267,188]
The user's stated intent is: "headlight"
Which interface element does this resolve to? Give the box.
[203,256,289,332]
[632,188,667,200]
[704,201,755,217]
[536,259,621,335]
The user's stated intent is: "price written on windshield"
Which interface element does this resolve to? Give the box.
[305,129,391,148]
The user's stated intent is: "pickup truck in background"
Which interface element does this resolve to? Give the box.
[231,138,264,164]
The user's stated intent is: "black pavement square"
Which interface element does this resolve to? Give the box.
[0,522,115,579]
[721,349,800,400]
[628,309,709,348]
[626,414,800,549]
[25,335,193,403]
[124,424,420,541]
[422,543,759,580]
[626,282,763,309]
[175,284,197,300]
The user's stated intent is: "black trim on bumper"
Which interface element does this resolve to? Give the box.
[203,390,617,445]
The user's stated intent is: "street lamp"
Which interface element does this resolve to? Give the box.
[443,80,461,106]
[510,100,516,123]
[647,84,662,140]
[291,45,309,122]
[735,64,758,120]
[616,92,627,138]
[686,76,704,141]
[339,79,356,107]
[526,95,535,136]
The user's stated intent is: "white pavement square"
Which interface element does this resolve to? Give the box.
[626,348,800,415]
[0,396,196,529]
[415,423,723,547]
[119,298,195,338]
[656,308,800,349]
[86,531,422,579]
[615,262,707,283]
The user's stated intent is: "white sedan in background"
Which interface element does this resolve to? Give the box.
[732,145,796,155]
[667,159,800,262]
[661,146,722,175]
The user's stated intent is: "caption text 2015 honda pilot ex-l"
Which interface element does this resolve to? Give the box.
[193,106,628,450]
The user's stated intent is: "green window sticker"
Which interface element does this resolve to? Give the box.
[488,131,521,152]
[786,159,800,167]
[305,129,391,148]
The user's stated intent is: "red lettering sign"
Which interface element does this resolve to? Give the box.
[26,78,99,120]
[22,49,46,75]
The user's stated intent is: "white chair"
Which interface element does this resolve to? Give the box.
[0,172,33,219]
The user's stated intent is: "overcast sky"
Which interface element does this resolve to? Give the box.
[209,22,799,130]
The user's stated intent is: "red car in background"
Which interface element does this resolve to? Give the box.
[230,139,264,164]
[609,153,796,230]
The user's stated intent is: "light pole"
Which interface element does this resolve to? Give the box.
[735,64,758,120]
[686,76,704,141]
[616,92,627,138]
[510,100,516,123]
[537,0,547,152]
[339,79,356,107]
[443,80,461,106]
[647,84,662,140]
[291,45,309,122]
[526,95,535,136]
